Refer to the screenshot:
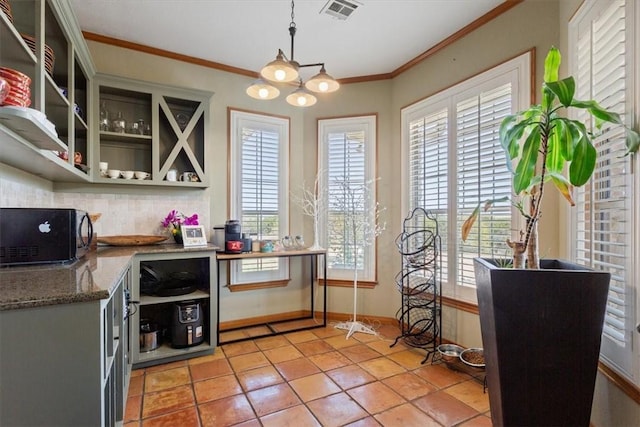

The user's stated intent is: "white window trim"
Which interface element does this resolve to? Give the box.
[229,109,290,284]
[400,52,531,302]
[318,115,378,282]
[567,0,639,385]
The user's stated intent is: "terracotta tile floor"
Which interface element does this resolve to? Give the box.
[124,323,492,426]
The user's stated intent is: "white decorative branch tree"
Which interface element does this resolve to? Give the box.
[291,169,326,250]
[332,177,385,339]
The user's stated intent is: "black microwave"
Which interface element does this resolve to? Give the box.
[0,208,93,266]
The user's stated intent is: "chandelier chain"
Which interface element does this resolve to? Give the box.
[290,0,296,28]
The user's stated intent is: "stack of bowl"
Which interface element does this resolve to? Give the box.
[21,34,55,75]
[0,67,31,107]
[0,0,13,23]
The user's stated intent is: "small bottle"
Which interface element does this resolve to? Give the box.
[136,119,146,135]
[113,111,126,133]
[99,101,110,131]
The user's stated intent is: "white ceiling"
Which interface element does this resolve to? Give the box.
[70,0,505,81]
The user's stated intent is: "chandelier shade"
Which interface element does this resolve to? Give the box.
[286,81,317,107]
[248,0,338,106]
[305,66,340,93]
[260,50,299,83]
[246,78,280,100]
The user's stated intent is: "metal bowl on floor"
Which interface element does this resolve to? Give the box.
[437,343,464,363]
[460,347,485,368]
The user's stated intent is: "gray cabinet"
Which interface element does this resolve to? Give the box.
[0,266,131,426]
[0,0,95,182]
[93,74,212,187]
[131,251,217,367]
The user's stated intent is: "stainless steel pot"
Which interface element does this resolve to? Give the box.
[139,319,160,352]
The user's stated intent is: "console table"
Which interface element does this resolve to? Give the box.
[215,249,327,344]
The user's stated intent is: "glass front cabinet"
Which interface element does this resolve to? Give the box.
[92,74,212,187]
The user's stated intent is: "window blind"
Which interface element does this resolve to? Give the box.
[572,0,633,373]
[327,130,366,272]
[239,127,280,273]
[318,116,377,282]
[408,108,449,283]
[456,84,513,286]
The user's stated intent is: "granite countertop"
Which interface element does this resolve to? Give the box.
[0,243,218,311]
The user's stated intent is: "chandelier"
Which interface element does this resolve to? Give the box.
[246,0,340,107]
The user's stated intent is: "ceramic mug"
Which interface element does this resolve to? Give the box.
[166,169,177,181]
[179,172,196,182]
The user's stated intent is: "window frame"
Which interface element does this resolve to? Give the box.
[317,115,378,285]
[229,108,290,285]
[400,52,531,303]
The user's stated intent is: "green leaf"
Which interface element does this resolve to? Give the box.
[567,120,588,156]
[553,118,574,160]
[545,77,575,107]
[544,47,561,82]
[546,124,563,173]
[569,135,597,186]
[524,175,542,193]
[499,114,519,158]
[541,84,555,111]
[514,125,541,194]
[625,128,640,154]
[501,117,532,172]
[572,99,623,125]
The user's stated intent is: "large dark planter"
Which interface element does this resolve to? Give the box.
[474,258,610,427]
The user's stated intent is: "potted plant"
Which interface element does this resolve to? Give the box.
[462,47,639,426]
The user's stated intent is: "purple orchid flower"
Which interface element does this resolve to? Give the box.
[183,214,199,226]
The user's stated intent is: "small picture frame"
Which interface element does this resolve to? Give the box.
[180,225,208,247]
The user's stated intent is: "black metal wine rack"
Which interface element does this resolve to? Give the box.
[391,208,441,364]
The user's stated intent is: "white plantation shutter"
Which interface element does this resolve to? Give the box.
[570,0,636,378]
[319,116,377,282]
[408,108,449,284]
[230,110,289,284]
[401,53,529,302]
[456,84,513,287]
[327,131,365,273]
[240,127,280,274]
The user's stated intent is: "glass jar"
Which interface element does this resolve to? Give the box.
[136,119,146,135]
[99,101,110,131]
[112,111,126,133]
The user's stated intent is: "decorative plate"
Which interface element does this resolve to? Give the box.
[97,235,168,246]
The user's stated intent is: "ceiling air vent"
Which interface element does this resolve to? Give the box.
[320,0,362,20]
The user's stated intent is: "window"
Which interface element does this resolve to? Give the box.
[569,0,638,384]
[229,109,289,284]
[401,53,530,302]
[318,115,377,284]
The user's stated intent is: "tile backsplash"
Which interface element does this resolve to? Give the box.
[1,170,211,241]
